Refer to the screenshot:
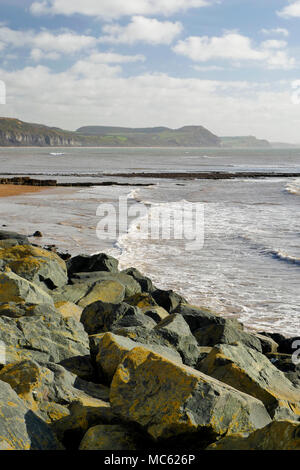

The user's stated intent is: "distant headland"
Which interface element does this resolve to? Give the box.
[0,117,273,148]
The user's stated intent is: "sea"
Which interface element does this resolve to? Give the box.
[0,146,299,337]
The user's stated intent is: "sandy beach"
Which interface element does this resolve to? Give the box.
[0,184,52,198]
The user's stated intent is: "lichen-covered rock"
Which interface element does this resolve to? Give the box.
[67,253,119,275]
[78,280,125,308]
[110,347,271,441]
[0,230,29,246]
[174,304,261,352]
[0,360,53,411]
[143,306,170,323]
[80,301,151,335]
[198,343,300,418]
[154,314,199,367]
[95,332,182,382]
[125,293,158,310]
[55,301,83,322]
[79,424,139,450]
[71,272,141,298]
[0,270,54,306]
[0,245,68,289]
[122,267,155,293]
[0,310,89,365]
[207,421,300,450]
[0,301,53,318]
[52,399,115,449]
[151,289,187,313]
[0,379,62,450]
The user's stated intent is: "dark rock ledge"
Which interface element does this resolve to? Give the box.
[0,229,299,450]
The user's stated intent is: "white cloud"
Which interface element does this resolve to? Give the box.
[193,65,225,71]
[83,51,145,64]
[0,26,99,55]
[261,28,289,37]
[1,59,300,142]
[30,0,214,18]
[30,48,61,61]
[173,32,296,70]
[277,1,300,18]
[100,16,183,45]
[261,39,287,49]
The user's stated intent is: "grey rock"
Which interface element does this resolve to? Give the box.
[154,314,199,367]
[67,253,119,275]
[0,379,61,450]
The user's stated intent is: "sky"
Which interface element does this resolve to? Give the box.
[1,0,300,142]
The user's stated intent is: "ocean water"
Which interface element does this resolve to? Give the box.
[0,147,299,336]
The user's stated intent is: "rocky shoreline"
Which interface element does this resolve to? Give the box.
[0,229,299,450]
[1,172,300,190]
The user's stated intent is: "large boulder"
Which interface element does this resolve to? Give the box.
[67,253,119,275]
[151,289,187,313]
[70,272,141,298]
[207,421,300,450]
[154,314,199,367]
[174,304,262,352]
[80,301,153,335]
[78,280,125,308]
[122,267,155,293]
[198,343,300,419]
[79,424,140,451]
[0,379,61,450]
[110,347,271,442]
[0,245,68,289]
[95,332,182,382]
[0,270,54,306]
[0,301,55,319]
[0,309,89,365]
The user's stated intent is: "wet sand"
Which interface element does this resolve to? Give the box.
[0,184,52,198]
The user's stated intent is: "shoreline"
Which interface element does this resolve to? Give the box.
[0,172,299,188]
[0,184,54,198]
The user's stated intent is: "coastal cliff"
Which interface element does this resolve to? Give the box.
[0,117,272,148]
[0,118,81,147]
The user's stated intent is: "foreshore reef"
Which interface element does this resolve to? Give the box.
[0,229,299,450]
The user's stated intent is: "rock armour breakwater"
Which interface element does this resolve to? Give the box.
[0,230,299,450]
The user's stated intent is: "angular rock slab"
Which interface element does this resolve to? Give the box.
[67,253,119,275]
[0,270,54,306]
[154,314,199,367]
[0,380,61,450]
[0,245,67,289]
[78,280,125,308]
[80,301,149,335]
[0,310,89,365]
[198,343,300,418]
[207,421,300,450]
[96,332,182,382]
[110,347,271,441]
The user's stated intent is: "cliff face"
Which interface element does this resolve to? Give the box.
[0,118,81,147]
[0,130,80,147]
